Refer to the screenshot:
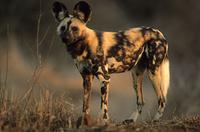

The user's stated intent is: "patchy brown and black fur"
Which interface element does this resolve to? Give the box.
[52,1,170,126]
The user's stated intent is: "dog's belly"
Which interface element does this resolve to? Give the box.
[107,47,144,74]
[107,57,132,73]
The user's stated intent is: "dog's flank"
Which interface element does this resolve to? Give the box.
[52,1,170,126]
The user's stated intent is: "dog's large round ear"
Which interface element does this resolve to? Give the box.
[73,1,92,23]
[52,1,69,22]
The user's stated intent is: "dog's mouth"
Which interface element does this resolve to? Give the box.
[61,35,85,46]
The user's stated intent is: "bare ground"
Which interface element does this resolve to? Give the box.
[1,114,200,131]
[95,116,200,132]
[71,115,200,132]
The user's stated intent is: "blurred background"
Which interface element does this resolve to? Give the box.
[0,0,200,121]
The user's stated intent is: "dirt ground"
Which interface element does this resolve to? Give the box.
[77,116,200,132]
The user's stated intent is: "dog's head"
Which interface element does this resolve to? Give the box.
[52,1,91,44]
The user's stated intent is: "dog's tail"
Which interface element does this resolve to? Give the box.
[160,56,170,98]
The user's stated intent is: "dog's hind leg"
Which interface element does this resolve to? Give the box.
[128,66,146,122]
[148,58,170,120]
[125,55,147,123]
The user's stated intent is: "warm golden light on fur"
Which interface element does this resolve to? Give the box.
[52,1,170,126]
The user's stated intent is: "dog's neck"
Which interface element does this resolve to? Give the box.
[65,37,86,59]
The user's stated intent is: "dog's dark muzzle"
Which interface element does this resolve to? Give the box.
[61,37,69,43]
[60,33,70,44]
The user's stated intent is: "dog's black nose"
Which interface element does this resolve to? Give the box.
[62,37,68,43]
[60,26,66,32]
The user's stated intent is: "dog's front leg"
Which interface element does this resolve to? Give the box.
[81,73,93,126]
[100,79,110,123]
[95,66,110,124]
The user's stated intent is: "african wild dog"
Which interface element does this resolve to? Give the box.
[52,1,170,126]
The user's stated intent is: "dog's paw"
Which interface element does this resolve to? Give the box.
[122,119,134,125]
[76,114,93,128]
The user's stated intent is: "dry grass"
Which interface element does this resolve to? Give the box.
[0,87,78,131]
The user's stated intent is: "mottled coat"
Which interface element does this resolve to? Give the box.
[52,1,170,126]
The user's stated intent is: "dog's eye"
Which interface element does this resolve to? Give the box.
[71,26,79,32]
[60,26,66,32]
